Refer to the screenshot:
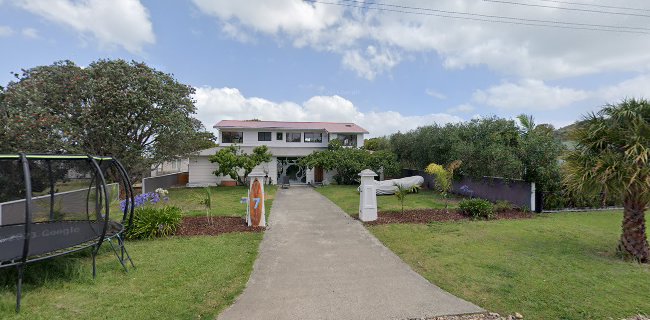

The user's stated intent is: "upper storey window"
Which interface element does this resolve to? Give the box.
[222,131,243,143]
[286,132,301,142]
[337,134,357,147]
[304,132,323,143]
[258,132,272,141]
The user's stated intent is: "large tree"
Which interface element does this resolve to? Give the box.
[564,99,650,263]
[0,59,214,180]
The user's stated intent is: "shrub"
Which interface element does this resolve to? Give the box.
[459,199,494,219]
[424,160,462,211]
[126,206,182,240]
[494,200,514,212]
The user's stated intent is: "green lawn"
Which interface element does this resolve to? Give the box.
[1,186,278,318]
[370,211,650,319]
[315,184,460,217]
[0,232,262,319]
[166,185,277,217]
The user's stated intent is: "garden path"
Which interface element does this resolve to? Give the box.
[217,187,484,319]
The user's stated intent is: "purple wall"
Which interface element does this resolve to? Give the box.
[403,169,533,209]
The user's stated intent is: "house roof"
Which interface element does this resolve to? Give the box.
[214,120,369,134]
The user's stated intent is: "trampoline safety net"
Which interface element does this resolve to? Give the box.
[0,154,135,312]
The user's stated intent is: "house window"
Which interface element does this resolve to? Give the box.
[258,132,272,141]
[304,132,323,143]
[171,159,180,170]
[276,132,283,140]
[286,132,301,142]
[222,131,243,143]
[337,134,357,147]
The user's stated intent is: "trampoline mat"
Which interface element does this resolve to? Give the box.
[0,220,123,263]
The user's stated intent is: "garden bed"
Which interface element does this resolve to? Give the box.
[365,209,533,225]
[177,216,264,236]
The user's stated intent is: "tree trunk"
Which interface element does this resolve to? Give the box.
[618,195,649,263]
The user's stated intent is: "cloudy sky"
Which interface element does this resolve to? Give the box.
[1,0,649,137]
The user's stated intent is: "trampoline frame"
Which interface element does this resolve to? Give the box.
[0,153,136,312]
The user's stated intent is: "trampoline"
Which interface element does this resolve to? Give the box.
[0,154,135,311]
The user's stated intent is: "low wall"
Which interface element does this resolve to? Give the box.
[402,169,536,211]
[142,172,188,194]
[0,183,119,226]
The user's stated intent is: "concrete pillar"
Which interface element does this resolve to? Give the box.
[248,171,266,227]
[358,169,378,222]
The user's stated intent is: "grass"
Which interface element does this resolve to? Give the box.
[166,185,277,217]
[369,211,650,319]
[1,185,278,318]
[0,232,262,319]
[315,184,460,217]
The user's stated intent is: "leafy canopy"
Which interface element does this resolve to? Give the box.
[209,145,272,185]
[300,141,400,185]
[389,116,563,193]
[564,99,650,202]
[0,59,215,180]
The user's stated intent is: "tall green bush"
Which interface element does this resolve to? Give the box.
[300,141,400,185]
[387,116,563,197]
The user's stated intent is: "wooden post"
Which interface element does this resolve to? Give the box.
[248,171,266,227]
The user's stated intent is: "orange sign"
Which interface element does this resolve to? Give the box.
[249,178,263,227]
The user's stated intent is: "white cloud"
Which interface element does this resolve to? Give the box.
[468,73,650,114]
[598,74,650,102]
[342,46,400,80]
[0,25,14,37]
[21,27,38,39]
[473,79,589,110]
[15,0,155,53]
[191,0,650,80]
[192,0,342,35]
[426,89,447,100]
[193,87,462,137]
[447,104,475,114]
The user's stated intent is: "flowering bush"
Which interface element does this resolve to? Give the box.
[125,206,182,240]
[120,192,168,212]
[155,188,169,196]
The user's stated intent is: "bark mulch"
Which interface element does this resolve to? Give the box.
[365,209,534,226]
[176,216,264,236]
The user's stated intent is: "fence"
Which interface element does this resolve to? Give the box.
[141,172,188,194]
[0,183,119,226]
[402,169,537,211]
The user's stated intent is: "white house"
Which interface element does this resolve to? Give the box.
[187,120,368,186]
[151,158,190,177]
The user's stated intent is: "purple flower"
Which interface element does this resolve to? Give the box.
[120,192,168,211]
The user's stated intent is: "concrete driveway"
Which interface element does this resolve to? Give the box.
[218,187,484,320]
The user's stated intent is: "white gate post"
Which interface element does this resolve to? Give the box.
[358,169,378,222]
[530,182,536,212]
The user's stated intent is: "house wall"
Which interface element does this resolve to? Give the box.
[188,155,278,187]
[151,158,190,177]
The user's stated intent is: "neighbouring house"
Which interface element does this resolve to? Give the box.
[150,158,190,177]
[187,120,369,186]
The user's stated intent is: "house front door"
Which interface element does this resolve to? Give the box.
[314,166,324,183]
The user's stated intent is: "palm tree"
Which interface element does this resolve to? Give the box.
[564,98,650,263]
